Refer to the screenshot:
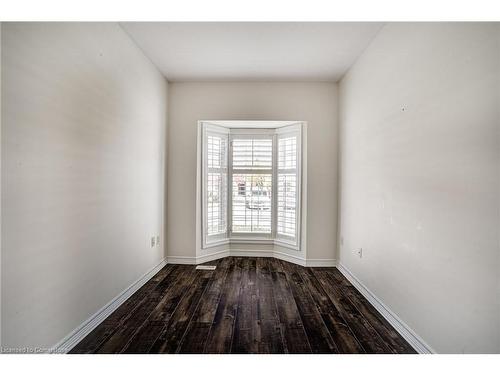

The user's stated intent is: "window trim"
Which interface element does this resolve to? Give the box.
[201,124,229,248]
[228,132,275,239]
[275,124,302,246]
[199,121,304,252]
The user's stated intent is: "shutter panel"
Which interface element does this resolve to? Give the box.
[277,125,301,243]
[230,136,273,234]
[202,122,302,249]
[203,124,229,244]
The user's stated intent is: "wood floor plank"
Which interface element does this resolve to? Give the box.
[68,322,120,354]
[280,260,339,353]
[177,257,232,353]
[268,258,312,354]
[328,268,416,354]
[255,258,285,354]
[69,264,175,354]
[71,258,415,354]
[108,264,175,324]
[118,265,199,353]
[313,268,393,354]
[296,267,365,353]
[149,267,212,353]
[96,265,191,353]
[203,257,244,353]
[232,258,261,353]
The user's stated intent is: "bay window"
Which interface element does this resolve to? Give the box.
[201,122,303,250]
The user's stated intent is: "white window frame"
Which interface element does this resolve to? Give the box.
[275,123,302,248]
[202,123,230,248]
[200,121,303,251]
[228,130,275,240]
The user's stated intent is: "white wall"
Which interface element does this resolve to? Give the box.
[0,22,3,348]
[167,82,338,262]
[339,23,500,353]
[1,23,168,349]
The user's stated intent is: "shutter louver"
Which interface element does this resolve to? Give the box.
[277,134,298,241]
[232,139,273,170]
[205,131,228,240]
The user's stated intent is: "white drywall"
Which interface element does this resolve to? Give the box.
[1,23,168,349]
[167,82,338,263]
[120,22,383,81]
[338,23,500,353]
[0,22,3,348]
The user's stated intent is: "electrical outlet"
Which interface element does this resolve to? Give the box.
[151,236,155,247]
[357,248,363,258]
[156,235,160,246]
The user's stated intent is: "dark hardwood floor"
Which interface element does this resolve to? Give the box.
[70,257,416,354]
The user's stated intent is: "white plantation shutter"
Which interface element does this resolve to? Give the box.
[203,125,229,244]
[232,139,273,170]
[230,135,273,234]
[276,124,301,243]
[201,121,303,250]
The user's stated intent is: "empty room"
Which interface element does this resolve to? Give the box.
[1,2,499,369]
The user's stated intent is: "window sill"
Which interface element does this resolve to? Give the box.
[204,239,231,249]
[203,237,299,251]
[229,237,274,244]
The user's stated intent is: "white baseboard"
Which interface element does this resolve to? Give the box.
[196,250,230,264]
[167,250,229,265]
[336,262,435,354]
[51,258,168,354]
[166,255,197,264]
[306,258,338,267]
[167,250,335,268]
[271,250,306,266]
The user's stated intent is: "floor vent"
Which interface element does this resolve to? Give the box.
[196,265,216,270]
